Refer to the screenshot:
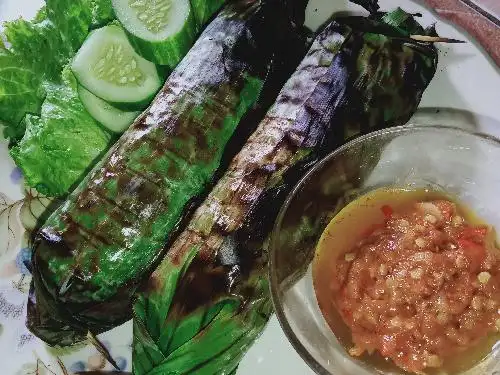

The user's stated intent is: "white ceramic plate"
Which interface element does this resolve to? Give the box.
[0,0,499,374]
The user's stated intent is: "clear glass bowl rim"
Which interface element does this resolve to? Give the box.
[268,124,500,375]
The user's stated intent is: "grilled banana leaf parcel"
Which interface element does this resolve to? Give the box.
[133,9,438,375]
[27,0,309,346]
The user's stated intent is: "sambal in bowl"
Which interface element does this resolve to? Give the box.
[269,125,500,375]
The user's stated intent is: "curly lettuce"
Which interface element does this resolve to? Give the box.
[0,0,115,197]
[9,68,113,197]
[0,48,43,140]
[0,0,114,142]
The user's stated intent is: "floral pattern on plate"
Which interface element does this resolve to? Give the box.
[0,0,499,374]
[0,183,132,374]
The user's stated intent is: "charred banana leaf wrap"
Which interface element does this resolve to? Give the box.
[28,0,307,346]
[132,8,438,375]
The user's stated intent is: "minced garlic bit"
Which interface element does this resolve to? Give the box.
[426,354,443,368]
[379,263,388,276]
[389,316,403,328]
[496,319,500,331]
[478,272,491,284]
[399,219,410,227]
[424,214,437,224]
[455,254,466,268]
[415,237,426,248]
[452,215,464,227]
[397,219,410,233]
[436,311,449,325]
[405,320,416,330]
[349,346,364,356]
[418,202,443,219]
[344,253,355,262]
[410,267,424,280]
[486,299,497,311]
[414,224,426,232]
[385,277,395,288]
[471,295,483,310]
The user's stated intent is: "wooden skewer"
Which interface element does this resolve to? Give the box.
[57,357,70,375]
[87,331,121,371]
[410,34,466,43]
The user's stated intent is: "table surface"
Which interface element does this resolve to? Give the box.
[0,1,498,375]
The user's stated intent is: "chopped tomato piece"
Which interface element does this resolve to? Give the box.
[434,200,454,220]
[458,238,486,271]
[460,226,488,242]
[475,227,488,236]
[381,205,393,218]
[380,335,397,357]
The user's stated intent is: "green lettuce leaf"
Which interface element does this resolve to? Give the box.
[9,68,113,197]
[0,0,114,142]
[44,0,94,53]
[91,0,116,27]
[0,48,43,139]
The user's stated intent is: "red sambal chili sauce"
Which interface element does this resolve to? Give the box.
[312,188,500,374]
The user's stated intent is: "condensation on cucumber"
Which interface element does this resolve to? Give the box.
[112,0,197,67]
[71,25,162,107]
[78,85,141,133]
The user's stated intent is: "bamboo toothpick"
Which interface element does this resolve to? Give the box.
[410,34,465,43]
[87,331,120,371]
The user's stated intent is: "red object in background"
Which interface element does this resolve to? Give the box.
[422,0,500,67]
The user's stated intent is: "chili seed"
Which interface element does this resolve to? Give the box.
[424,214,437,224]
[344,253,355,262]
[415,237,427,248]
[379,263,388,276]
[471,295,483,310]
[452,215,464,227]
[410,268,424,280]
[426,354,443,368]
[478,272,491,284]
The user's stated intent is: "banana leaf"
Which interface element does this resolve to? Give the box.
[26,0,309,346]
[132,8,438,375]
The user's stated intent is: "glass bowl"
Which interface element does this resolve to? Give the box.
[269,125,500,375]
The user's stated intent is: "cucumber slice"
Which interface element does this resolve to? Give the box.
[71,25,162,107]
[78,85,141,133]
[112,0,197,67]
